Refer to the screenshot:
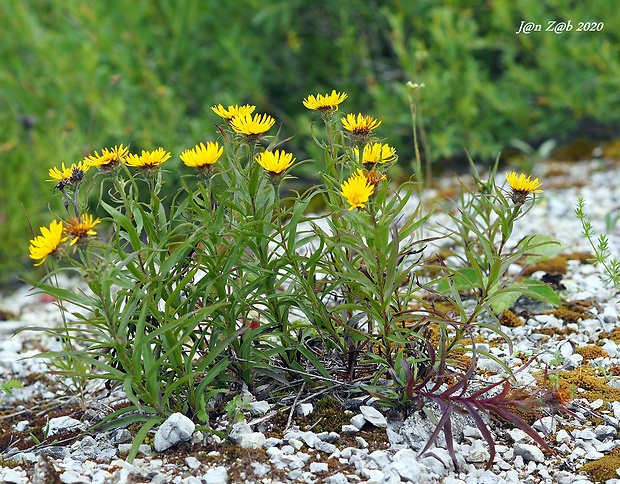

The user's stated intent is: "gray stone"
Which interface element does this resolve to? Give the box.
[369,449,391,469]
[287,469,303,480]
[315,440,337,454]
[289,438,303,450]
[250,401,271,416]
[154,412,195,452]
[362,468,384,482]
[350,414,366,430]
[513,442,545,463]
[387,449,422,482]
[360,405,387,428]
[203,466,228,484]
[341,424,360,435]
[296,403,314,416]
[238,432,266,449]
[309,462,328,473]
[317,431,340,443]
[108,428,132,445]
[228,421,252,443]
[324,473,349,484]
[251,462,270,477]
[185,456,201,469]
[604,304,618,323]
[47,416,85,435]
[595,424,617,441]
[264,436,282,448]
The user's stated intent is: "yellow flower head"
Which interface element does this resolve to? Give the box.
[85,144,129,171]
[211,104,256,121]
[64,214,100,246]
[230,113,276,139]
[48,160,90,187]
[180,141,224,170]
[354,142,397,165]
[506,171,543,204]
[255,150,296,174]
[124,148,172,170]
[340,169,375,211]
[303,90,348,111]
[341,113,382,137]
[29,220,68,266]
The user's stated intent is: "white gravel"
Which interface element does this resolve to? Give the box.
[1,158,619,483]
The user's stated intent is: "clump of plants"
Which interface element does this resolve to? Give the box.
[26,90,571,465]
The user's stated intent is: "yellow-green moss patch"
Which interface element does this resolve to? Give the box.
[580,448,620,482]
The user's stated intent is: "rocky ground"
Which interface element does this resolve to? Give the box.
[1,158,620,483]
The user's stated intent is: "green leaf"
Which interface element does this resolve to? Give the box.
[520,278,561,307]
[436,267,481,293]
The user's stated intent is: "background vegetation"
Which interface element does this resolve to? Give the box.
[1,0,619,286]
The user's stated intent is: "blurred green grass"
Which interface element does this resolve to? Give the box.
[1,0,619,286]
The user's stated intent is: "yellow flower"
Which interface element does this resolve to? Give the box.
[29,220,68,266]
[340,169,375,210]
[230,113,276,138]
[506,171,543,204]
[341,113,381,137]
[64,214,101,246]
[48,160,90,185]
[124,148,172,170]
[211,104,256,121]
[303,90,348,111]
[180,141,224,169]
[354,143,396,165]
[255,150,296,174]
[86,144,129,171]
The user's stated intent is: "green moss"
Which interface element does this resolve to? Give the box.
[580,448,620,482]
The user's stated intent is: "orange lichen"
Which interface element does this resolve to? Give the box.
[500,310,524,327]
[576,345,609,361]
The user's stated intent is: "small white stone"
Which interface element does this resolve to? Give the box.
[602,340,618,358]
[281,445,295,455]
[154,413,195,452]
[266,447,282,459]
[296,403,313,417]
[532,416,556,433]
[513,443,545,463]
[48,416,85,435]
[341,424,360,435]
[296,451,311,463]
[355,436,368,449]
[585,449,605,460]
[250,401,271,415]
[350,414,366,430]
[604,304,618,323]
[361,468,384,482]
[359,405,387,428]
[590,398,605,410]
[556,429,571,443]
[324,472,349,484]
[289,438,303,450]
[559,340,575,358]
[507,428,531,443]
[595,425,617,441]
[251,462,270,478]
[238,432,266,449]
[185,456,201,470]
[369,449,391,468]
[594,440,616,453]
[15,420,29,432]
[203,466,228,484]
[264,437,282,448]
[309,462,328,473]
